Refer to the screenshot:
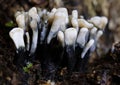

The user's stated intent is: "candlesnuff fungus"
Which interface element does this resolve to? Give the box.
[88,16,108,29]
[9,27,25,49]
[47,8,57,24]
[76,27,89,48]
[16,13,26,29]
[9,27,28,67]
[64,28,77,74]
[78,18,94,28]
[57,8,69,24]
[90,27,98,39]
[71,10,79,32]
[57,31,65,47]
[9,7,108,83]
[47,10,66,44]
[81,39,94,59]
[29,19,38,54]
[28,7,40,55]
[90,27,98,52]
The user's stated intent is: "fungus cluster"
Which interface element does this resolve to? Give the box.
[9,7,108,82]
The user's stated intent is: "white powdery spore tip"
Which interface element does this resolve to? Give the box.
[57,8,69,24]
[57,31,64,47]
[47,11,66,44]
[16,14,25,29]
[77,27,89,47]
[28,7,37,16]
[78,19,93,28]
[28,7,40,22]
[88,16,108,29]
[90,27,98,39]
[65,28,77,46]
[96,30,103,41]
[81,39,94,58]
[9,27,25,49]
[47,8,57,24]
[71,10,78,28]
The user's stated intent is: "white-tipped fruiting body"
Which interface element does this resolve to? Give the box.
[48,8,57,24]
[57,31,65,47]
[71,10,79,29]
[65,28,77,46]
[78,19,93,28]
[51,8,57,13]
[98,17,108,29]
[28,7,40,22]
[47,11,66,44]
[77,27,89,47]
[80,15,84,19]
[88,16,108,29]
[81,39,94,58]
[72,10,78,19]
[72,19,78,28]
[15,11,22,18]
[90,27,98,39]
[25,32,30,51]
[57,8,69,24]
[89,27,97,52]
[28,7,37,16]
[16,13,25,29]
[53,11,67,31]
[90,30,103,52]
[9,27,25,49]
[96,30,103,41]
[30,20,38,54]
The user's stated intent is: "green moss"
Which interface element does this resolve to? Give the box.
[5,21,16,27]
[23,62,33,73]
